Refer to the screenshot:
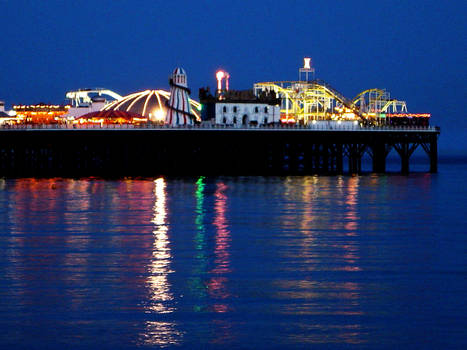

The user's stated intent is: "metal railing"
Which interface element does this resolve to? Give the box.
[0,123,439,132]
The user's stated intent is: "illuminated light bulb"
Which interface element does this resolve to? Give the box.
[216,70,226,91]
[155,109,165,121]
[216,70,225,80]
[304,57,311,69]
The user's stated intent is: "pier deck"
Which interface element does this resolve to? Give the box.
[0,125,440,177]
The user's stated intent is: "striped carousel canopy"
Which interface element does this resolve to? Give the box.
[101,89,200,121]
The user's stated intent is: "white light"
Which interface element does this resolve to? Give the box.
[304,57,311,69]
[216,71,225,80]
[155,109,165,121]
[216,70,227,91]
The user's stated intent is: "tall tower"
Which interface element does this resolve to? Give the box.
[299,57,315,81]
[166,67,194,126]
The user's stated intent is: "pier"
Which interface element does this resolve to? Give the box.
[0,125,439,178]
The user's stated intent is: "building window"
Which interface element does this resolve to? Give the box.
[222,117,226,124]
[223,106,227,113]
[233,106,237,113]
[233,116,237,124]
[264,117,268,124]
[255,107,259,113]
[264,106,268,113]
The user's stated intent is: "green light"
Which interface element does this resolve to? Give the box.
[191,176,207,303]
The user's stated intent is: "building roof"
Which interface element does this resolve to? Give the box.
[172,67,186,75]
[102,89,200,120]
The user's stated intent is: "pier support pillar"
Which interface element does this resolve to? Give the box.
[344,144,366,175]
[421,135,438,173]
[371,143,391,173]
[394,142,418,174]
[323,144,329,173]
[336,144,343,174]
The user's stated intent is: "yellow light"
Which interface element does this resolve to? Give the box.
[154,109,165,121]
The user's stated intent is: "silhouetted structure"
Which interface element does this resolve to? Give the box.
[0,126,439,177]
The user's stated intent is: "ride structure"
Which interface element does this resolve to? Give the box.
[254,58,428,126]
[65,88,123,107]
[166,67,196,126]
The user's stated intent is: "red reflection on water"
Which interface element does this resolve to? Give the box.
[209,319,235,345]
[212,183,231,275]
[208,182,232,313]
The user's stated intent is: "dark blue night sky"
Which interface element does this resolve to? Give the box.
[1,0,465,154]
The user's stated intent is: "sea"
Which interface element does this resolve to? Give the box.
[0,158,466,349]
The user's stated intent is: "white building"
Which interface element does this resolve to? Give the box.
[214,102,280,125]
[199,81,281,126]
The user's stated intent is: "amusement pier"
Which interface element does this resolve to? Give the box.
[0,59,439,177]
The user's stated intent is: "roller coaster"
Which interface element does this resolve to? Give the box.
[254,80,409,124]
[253,59,417,125]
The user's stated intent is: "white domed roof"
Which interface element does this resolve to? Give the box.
[101,89,200,120]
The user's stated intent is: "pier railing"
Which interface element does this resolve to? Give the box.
[0,123,440,132]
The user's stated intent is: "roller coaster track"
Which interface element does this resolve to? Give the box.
[351,88,385,106]
[255,80,413,120]
[255,80,360,117]
[350,89,407,114]
[311,79,353,108]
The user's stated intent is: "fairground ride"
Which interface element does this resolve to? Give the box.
[254,58,414,125]
[65,88,123,107]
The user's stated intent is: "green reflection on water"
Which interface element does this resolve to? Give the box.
[189,176,208,308]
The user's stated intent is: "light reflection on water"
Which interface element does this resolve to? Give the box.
[140,178,182,346]
[209,182,231,307]
[0,170,465,349]
[276,176,364,345]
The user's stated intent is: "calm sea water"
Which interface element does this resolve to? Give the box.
[0,162,466,349]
